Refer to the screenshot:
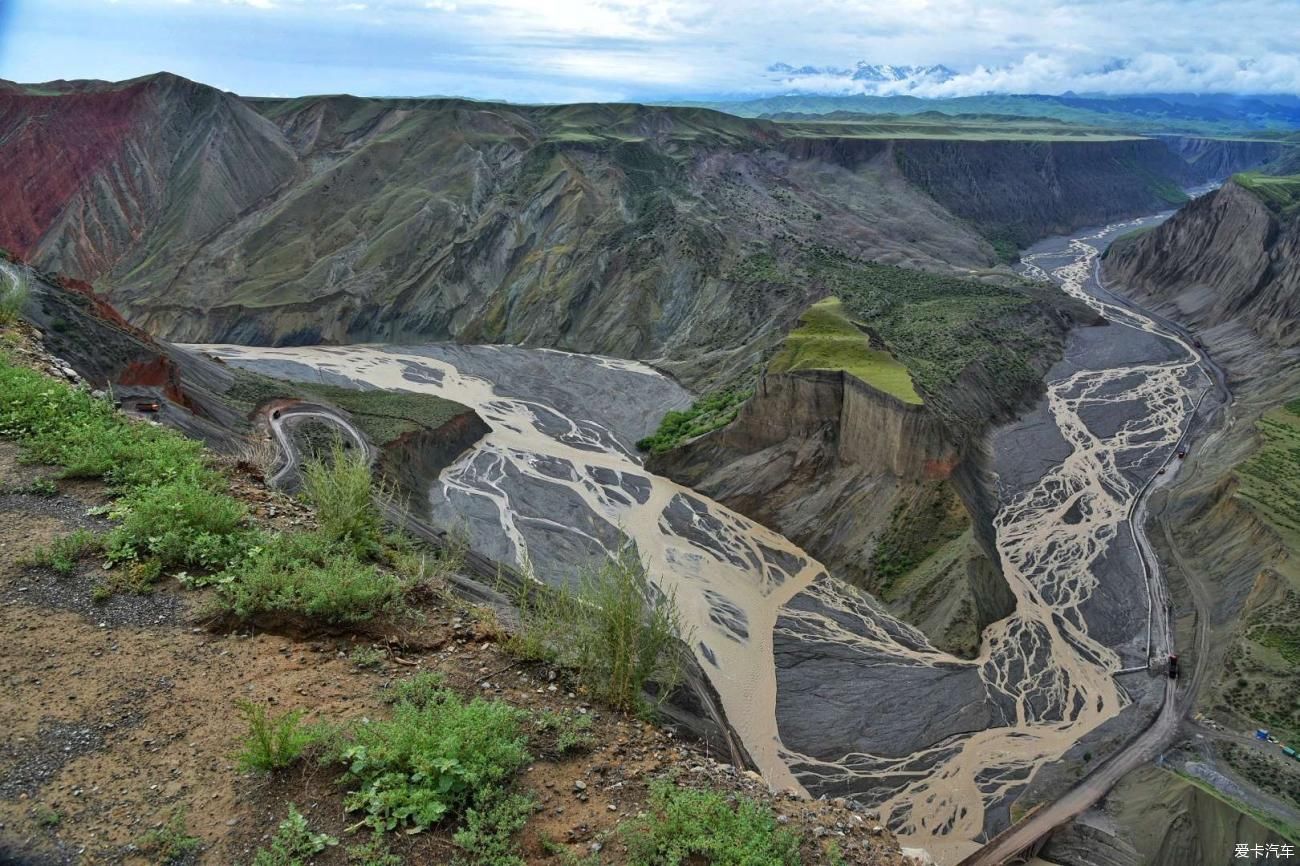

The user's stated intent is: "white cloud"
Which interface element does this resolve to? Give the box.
[11,0,1300,100]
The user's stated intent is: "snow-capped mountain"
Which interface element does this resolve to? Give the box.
[766,62,957,94]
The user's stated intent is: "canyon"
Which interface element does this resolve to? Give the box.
[2,69,1299,865]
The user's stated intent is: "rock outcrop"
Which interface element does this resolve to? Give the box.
[650,368,1016,655]
[0,73,1276,390]
[1102,178,1300,382]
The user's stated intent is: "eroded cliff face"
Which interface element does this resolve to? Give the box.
[1043,766,1289,866]
[649,369,1014,656]
[1102,180,1300,381]
[889,137,1279,248]
[0,74,296,282]
[1,73,1270,391]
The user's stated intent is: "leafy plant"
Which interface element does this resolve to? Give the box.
[214,531,405,625]
[533,710,594,756]
[383,671,447,707]
[621,781,801,866]
[236,700,318,772]
[350,645,387,669]
[105,479,254,572]
[510,546,688,714]
[26,528,103,575]
[332,688,530,833]
[17,477,58,497]
[138,809,202,864]
[251,804,338,866]
[452,791,535,866]
[346,833,403,866]
[33,804,61,828]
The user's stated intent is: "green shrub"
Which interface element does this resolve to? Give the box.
[0,270,29,325]
[106,479,254,572]
[452,791,535,866]
[215,531,406,625]
[26,528,103,575]
[302,442,383,556]
[251,805,338,866]
[511,546,688,714]
[383,670,447,707]
[138,809,202,864]
[638,387,752,454]
[235,700,318,772]
[18,477,58,496]
[333,688,530,833]
[533,710,594,756]
[621,781,801,866]
[0,360,214,490]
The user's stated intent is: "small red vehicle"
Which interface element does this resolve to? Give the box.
[1168,654,1180,679]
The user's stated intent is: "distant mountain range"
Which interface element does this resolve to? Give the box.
[766,62,958,90]
[674,89,1300,135]
[662,62,1300,134]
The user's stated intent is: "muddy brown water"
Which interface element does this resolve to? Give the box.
[191,224,1207,862]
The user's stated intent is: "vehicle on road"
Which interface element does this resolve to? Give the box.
[1168,654,1180,679]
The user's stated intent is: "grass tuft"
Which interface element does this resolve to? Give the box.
[509,546,688,715]
[0,269,29,325]
[235,700,320,773]
[26,528,103,575]
[138,809,202,865]
[302,441,385,557]
[214,531,406,625]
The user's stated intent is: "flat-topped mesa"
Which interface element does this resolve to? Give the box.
[649,367,1011,658]
[703,369,952,480]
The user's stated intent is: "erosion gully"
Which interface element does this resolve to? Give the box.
[191,204,1215,864]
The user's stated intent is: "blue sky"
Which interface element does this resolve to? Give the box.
[2,0,1299,101]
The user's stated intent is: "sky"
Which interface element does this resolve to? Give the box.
[2,0,1299,102]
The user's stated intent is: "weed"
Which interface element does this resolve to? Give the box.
[17,477,58,496]
[105,479,254,572]
[510,546,688,715]
[350,645,387,669]
[215,531,406,625]
[0,269,29,325]
[621,781,801,866]
[533,710,594,756]
[452,790,535,866]
[251,804,338,866]
[138,809,202,865]
[331,687,530,833]
[26,528,102,575]
[33,805,61,828]
[383,670,447,707]
[236,700,318,773]
[302,442,383,557]
[346,833,402,866]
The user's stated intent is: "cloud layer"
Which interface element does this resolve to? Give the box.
[2,0,1299,101]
